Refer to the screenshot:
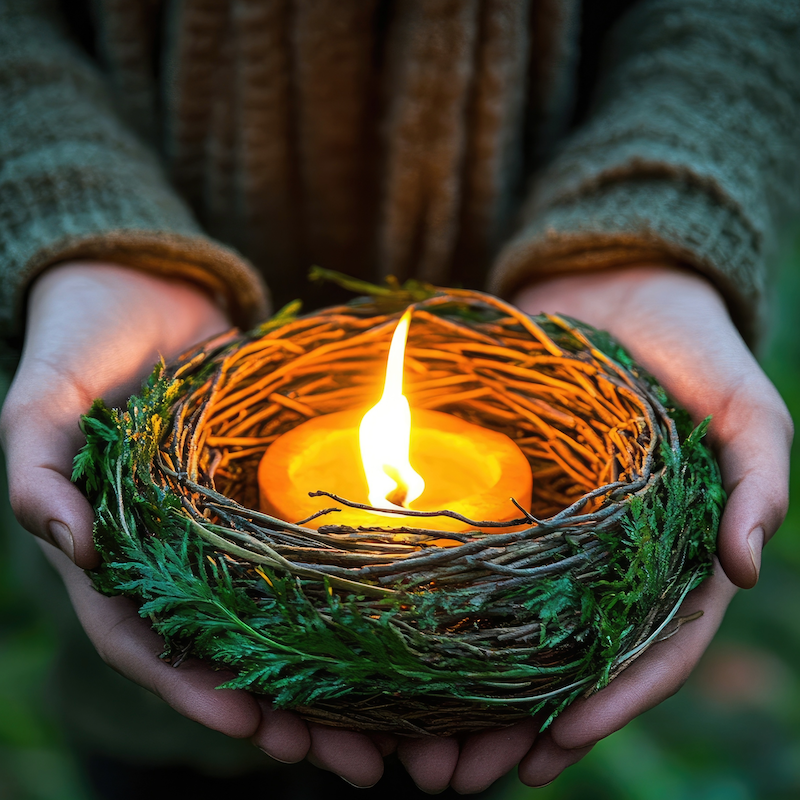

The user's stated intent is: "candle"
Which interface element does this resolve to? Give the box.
[259,310,532,534]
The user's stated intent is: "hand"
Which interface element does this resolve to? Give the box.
[0,261,390,787]
[397,264,792,792]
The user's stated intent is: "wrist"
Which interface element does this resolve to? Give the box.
[18,259,231,411]
[510,263,724,333]
[34,259,230,320]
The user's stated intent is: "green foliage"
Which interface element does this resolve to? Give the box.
[73,294,722,725]
[309,266,438,311]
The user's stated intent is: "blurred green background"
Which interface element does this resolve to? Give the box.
[1,239,799,800]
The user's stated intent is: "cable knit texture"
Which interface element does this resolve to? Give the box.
[0,0,270,336]
[1,0,799,347]
[489,0,800,344]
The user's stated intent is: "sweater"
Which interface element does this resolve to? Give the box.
[2,0,799,349]
[2,0,800,771]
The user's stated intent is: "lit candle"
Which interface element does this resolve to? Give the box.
[258,310,532,534]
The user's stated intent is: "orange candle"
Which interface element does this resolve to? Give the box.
[259,310,532,533]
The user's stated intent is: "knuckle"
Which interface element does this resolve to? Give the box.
[667,670,692,698]
[94,640,114,668]
[761,389,793,438]
[771,486,791,530]
[0,395,42,451]
[654,663,691,703]
[657,647,696,698]
[776,403,794,442]
[0,397,19,445]
[92,624,124,671]
[757,466,791,527]
[6,479,36,534]
[776,479,790,510]
[7,484,25,520]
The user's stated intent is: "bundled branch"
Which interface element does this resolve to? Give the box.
[75,282,723,735]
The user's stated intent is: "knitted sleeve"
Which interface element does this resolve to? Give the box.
[489,0,800,345]
[0,0,269,340]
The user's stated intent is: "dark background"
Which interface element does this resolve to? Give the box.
[1,234,799,800]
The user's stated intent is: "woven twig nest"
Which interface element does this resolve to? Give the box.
[77,280,723,736]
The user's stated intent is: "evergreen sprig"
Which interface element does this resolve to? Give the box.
[72,285,723,734]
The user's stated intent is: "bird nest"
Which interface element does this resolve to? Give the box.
[76,279,723,736]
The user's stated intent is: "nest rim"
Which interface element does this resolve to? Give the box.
[76,283,723,735]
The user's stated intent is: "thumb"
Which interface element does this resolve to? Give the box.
[712,386,792,588]
[1,387,99,569]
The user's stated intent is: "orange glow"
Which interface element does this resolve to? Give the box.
[358,309,425,510]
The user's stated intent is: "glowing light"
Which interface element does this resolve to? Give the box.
[358,309,425,509]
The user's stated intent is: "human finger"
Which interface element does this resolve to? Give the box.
[307,723,385,788]
[518,730,594,787]
[708,386,792,588]
[1,392,99,567]
[397,736,460,794]
[450,717,539,794]
[0,261,233,564]
[43,542,261,737]
[252,699,311,763]
[370,732,399,757]
[548,560,736,751]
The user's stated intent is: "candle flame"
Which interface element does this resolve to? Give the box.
[359,309,425,510]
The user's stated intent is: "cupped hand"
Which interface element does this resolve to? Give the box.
[398,264,792,792]
[1,261,232,566]
[0,261,388,787]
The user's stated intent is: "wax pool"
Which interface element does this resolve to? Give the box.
[258,407,532,533]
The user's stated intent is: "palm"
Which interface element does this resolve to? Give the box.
[0,262,266,738]
[1,262,230,565]
[513,266,791,591]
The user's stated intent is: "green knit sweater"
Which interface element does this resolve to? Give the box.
[2,0,799,347]
[2,0,800,770]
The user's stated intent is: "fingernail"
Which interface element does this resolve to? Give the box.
[531,780,554,788]
[48,521,75,561]
[340,776,376,789]
[747,526,764,583]
[747,527,764,577]
[255,747,301,765]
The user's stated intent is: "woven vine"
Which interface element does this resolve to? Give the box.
[74,277,724,735]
